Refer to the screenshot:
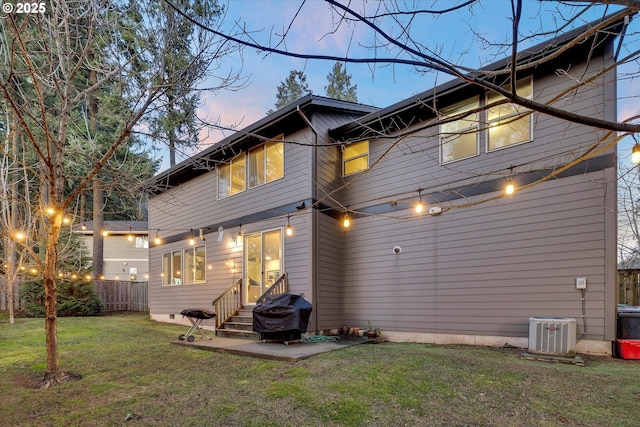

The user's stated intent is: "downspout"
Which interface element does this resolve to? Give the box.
[297,106,320,334]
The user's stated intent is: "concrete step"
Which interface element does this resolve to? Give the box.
[216,328,259,340]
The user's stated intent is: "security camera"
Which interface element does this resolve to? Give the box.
[393,246,402,254]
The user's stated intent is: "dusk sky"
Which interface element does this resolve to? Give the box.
[154,0,637,171]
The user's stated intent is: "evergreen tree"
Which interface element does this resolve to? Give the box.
[273,70,312,111]
[325,62,358,102]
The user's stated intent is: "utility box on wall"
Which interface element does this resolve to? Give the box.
[528,317,577,356]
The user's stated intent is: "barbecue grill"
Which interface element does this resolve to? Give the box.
[178,308,216,342]
[253,293,312,344]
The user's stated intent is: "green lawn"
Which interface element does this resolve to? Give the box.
[1,313,639,426]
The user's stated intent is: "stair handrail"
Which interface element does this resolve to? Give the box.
[256,273,288,305]
[212,278,242,330]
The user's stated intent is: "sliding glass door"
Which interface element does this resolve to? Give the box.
[244,228,282,304]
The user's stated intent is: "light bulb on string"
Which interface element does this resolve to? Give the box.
[505,167,515,196]
[505,178,515,195]
[632,142,640,164]
[286,216,293,236]
[236,225,243,246]
[343,212,351,228]
[415,189,424,214]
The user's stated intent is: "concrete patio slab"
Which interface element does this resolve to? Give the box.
[172,335,368,362]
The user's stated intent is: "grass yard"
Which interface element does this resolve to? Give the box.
[1,313,639,426]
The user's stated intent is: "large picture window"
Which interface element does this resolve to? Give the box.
[486,78,532,151]
[249,138,284,188]
[440,97,479,163]
[185,245,206,284]
[343,140,369,176]
[218,154,246,198]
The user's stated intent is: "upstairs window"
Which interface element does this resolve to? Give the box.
[249,138,284,188]
[343,140,369,176]
[486,78,533,151]
[218,154,246,198]
[440,97,479,163]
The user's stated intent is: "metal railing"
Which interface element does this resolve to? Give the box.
[212,278,242,330]
[256,273,288,305]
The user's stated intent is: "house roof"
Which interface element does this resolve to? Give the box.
[74,220,148,235]
[145,95,378,195]
[329,7,634,142]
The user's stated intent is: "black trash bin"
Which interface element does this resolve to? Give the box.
[253,293,312,343]
[617,304,640,339]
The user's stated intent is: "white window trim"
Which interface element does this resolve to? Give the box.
[485,77,534,153]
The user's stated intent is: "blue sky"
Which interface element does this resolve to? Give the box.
[155,0,638,170]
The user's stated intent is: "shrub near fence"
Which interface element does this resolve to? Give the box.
[94,280,148,313]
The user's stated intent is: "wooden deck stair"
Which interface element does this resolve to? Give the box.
[213,274,289,340]
[216,306,259,340]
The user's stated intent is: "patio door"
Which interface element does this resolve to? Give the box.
[244,228,282,304]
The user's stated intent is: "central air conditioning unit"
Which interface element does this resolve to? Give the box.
[528,317,577,356]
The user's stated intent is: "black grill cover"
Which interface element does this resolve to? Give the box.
[252,293,312,333]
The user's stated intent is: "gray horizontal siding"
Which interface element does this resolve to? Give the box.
[316,212,343,329]
[341,171,611,339]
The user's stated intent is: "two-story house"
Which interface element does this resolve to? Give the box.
[145,10,631,355]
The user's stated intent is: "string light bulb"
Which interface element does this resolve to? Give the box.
[505,178,515,195]
[632,142,640,164]
[343,212,351,228]
[154,230,161,245]
[415,189,424,214]
[236,225,243,246]
[189,229,195,246]
[128,226,134,241]
[286,216,293,236]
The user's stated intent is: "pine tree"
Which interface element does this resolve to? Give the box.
[273,70,312,111]
[325,62,358,103]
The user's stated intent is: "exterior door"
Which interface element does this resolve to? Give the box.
[244,228,282,304]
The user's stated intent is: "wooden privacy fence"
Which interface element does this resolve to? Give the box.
[618,269,640,306]
[94,280,148,312]
[0,279,148,313]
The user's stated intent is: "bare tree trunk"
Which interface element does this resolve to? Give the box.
[4,236,16,325]
[42,212,62,387]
